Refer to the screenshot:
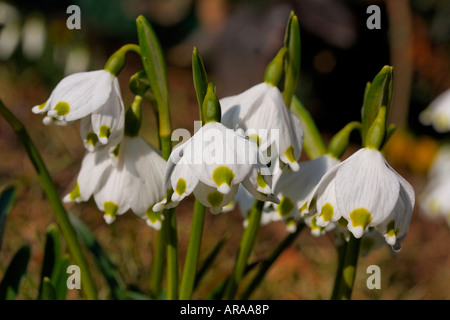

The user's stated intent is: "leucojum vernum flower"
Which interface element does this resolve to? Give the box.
[4,12,417,301]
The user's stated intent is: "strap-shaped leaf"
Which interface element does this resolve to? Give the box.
[69,213,127,300]
[0,244,30,300]
[0,185,17,252]
[192,46,208,122]
[38,224,61,299]
[282,11,301,107]
[40,277,57,300]
[136,15,169,113]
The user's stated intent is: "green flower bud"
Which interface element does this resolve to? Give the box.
[264,47,287,87]
[202,82,221,123]
[327,121,361,159]
[104,44,140,76]
[365,106,387,150]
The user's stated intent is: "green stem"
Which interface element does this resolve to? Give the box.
[241,221,305,300]
[0,100,98,300]
[149,225,165,299]
[333,234,361,300]
[222,199,265,300]
[179,200,206,299]
[165,208,178,300]
[330,234,348,300]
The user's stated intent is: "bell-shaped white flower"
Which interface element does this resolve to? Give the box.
[220,82,303,172]
[419,88,450,133]
[64,135,167,229]
[153,122,279,214]
[309,147,415,249]
[32,70,125,152]
[266,154,341,228]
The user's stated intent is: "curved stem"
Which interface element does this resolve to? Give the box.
[179,200,206,299]
[222,199,265,300]
[0,100,98,300]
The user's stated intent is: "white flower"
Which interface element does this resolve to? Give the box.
[32,70,125,152]
[419,88,450,133]
[267,154,341,224]
[309,147,415,249]
[153,122,279,214]
[220,82,303,172]
[64,135,167,229]
[419,145,450,227]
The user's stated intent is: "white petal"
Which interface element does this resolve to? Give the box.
[335,148,400,228]
[46,70,115,121]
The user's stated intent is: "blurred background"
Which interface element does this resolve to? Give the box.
[0,0,449,300]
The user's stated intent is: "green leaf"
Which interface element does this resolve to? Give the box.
[290,96,326,159]
[361,66,393,146]
[69,213,127,300]
[192,46,209,115]
[41,277,57,300]
[52,254,70,300]
[282,11,301,107]
[194,235,228,290]
[136,15,169,114]
[0,185,17,252]
[0,244,31,300]
[38,224,61,299]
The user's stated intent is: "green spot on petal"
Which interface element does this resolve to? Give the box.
[212,166,234,189]
[320,203,334,222]
[112,144,121,157]
[86,132,99,147]
[248,133,261,146]
[99,125,111,139]
[277,197,294,217]
[38,101,46,110]
[54,101,70,116]
[284,146,296,163]
[256,172,268,189]
[104,201,118,217]
[146,205,161,223]
[299,202,308,214]
[207,191,224,208]
[311,215,324,231]
[175,178,187,195]
[386,220,397,237]
[349,208,372,229]
[69,182,81,200]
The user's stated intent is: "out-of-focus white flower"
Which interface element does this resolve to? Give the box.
[64,135,167,229]
[32,70,125,153]
[309,147,415,250]
[419,88,450,133]
[220,82,303,172]
[419,144,450,227]
[153,122,279,214]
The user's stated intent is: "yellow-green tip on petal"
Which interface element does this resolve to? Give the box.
[145,205,163,230]
[69,182,81,201]
[316,203,334,227]
[212,166,234,194]
[277,197,294,217]
[348,208,372,238]
[103,201,118,224]
[86,132,99,147]
[99,125,111,139]
[207,191,224,214]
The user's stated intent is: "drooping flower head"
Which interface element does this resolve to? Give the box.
[220,82,303,172]
[309,147,415,250]
[153,121,279,214]
[31,45,137,154]
[64,96,167,229]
